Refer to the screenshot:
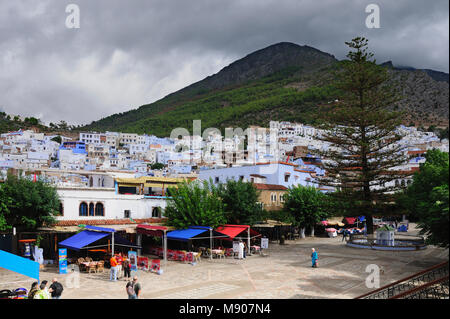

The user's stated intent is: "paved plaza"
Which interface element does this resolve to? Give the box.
[1,225,448,299]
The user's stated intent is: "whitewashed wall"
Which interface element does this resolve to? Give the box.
[57,188,167,220]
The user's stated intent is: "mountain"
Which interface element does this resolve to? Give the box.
[82,43,449,136]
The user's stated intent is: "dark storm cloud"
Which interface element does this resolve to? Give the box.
[0,0,448,126]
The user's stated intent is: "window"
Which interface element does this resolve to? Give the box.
[239,175,244,181]
[59,202,64,216]
[89,203,95,216]
[285,174,290,182]
[124,210,131,218]
[215,177,219,184]
[95,203,104,216]
[79,202,88,216]
[271,193,277,202]
[152,207,162,218]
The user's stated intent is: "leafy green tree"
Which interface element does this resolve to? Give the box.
[217,179,267,225]
[283,186,328,237]
[51,135,62,144]
[0,174,60,231]
[150,162,165,170]
[400,149,449,247]
[164,180,226,229]
[316,37,407,234]
[24,117,40,126]
[437,127,449,141]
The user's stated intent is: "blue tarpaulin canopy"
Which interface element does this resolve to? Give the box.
[59,229,139,251]
[84,225,115,233]
[59,230,110,251]
[167,226,213,242]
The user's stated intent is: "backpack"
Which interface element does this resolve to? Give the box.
[53,282,64,296]
[126,282,135,296]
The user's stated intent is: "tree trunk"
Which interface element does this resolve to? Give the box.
[310,226,315,237]
[300,227,306,239]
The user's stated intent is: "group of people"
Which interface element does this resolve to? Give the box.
[109,252,131,282]
[28,278,64,299]
[109,253,142,298]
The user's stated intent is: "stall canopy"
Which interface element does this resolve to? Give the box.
[215,225,248,240]
[344,217,357,225]
[59,230,110,251]
[167,226,217,241]
[136,224,169,237]
[214,224,260,240]
[59,225,139,251]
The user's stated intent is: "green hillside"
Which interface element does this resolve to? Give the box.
[83,66,339,136]
[81,42,449,136]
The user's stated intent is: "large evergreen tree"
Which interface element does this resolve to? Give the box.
[316,37,408,234]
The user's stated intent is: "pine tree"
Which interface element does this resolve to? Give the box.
[316,37,408,234]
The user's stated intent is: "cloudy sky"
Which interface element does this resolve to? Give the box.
[0,0,448,126]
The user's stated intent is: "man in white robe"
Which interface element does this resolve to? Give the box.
[238,240,245,260]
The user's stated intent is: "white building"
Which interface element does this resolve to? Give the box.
[56,187,167,221]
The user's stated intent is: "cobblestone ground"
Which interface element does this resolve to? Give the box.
[1,225,448,299]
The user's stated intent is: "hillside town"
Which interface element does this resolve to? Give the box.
[0,121,448,228]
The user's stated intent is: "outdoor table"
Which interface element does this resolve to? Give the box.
[80,261,99,266]
[250,245,260,253]
[211,249,222,258]
[80,261,99,272]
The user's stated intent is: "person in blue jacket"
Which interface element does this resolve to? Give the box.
[311,248,318,268]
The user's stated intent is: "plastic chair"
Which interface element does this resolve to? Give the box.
[194,250,202,263]
[217,250,226,259]
[151,259,161,272]
[96,261,105,273]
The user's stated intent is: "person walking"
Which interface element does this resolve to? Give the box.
[341,229,348,242]
[311,248,318,268]
[110,255,118,281]
[133,276,141,299]
[34,280,50,299]
[123,257,131,281]
[49,278,64,299]
[28,282,39,299]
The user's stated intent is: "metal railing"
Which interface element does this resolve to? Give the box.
[389,276,449,299]
[356,261,449,299]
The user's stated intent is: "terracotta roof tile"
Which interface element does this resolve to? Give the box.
[253,183,288,190]
[54,218,167,227]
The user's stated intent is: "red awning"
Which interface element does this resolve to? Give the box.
[215,225,250,240]
[344,217,357,225]
[136,224,168,237]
